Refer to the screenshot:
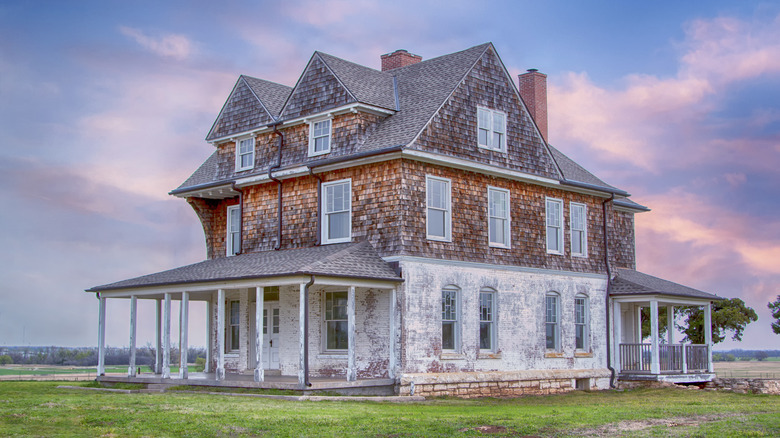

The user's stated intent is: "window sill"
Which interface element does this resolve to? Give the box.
[544,352,564,358]
[572,253,588,258]
[235,167,254,173]
[574,352,593,358]
[478,352,502,360]
[547,251,564,256]
[317,353,347,360]
[322,238,352,245]
[489,243,511,250]
[225,353,239,358]
[426,236,452,243]
[440,352,465,360]
[308,150,331,158]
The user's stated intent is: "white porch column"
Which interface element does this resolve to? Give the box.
[298,283,307,386]
[179,291,189,379]
[681,341,688,374]
[155,299,162,374]
[388,287,397,379]
[635,305,643,342]
[667,306,674,345]
[97,296,106,376]
[650,300,660,374]
[613,300,622,373]
[254,286,264,382]
[216,289,226,380]
[705,301,714,372]
[347,286,356,382]
[128,295,137,377]
[205,300,212,373]
[162,293,171,379]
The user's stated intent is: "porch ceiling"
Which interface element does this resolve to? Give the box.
[610,268,722,304]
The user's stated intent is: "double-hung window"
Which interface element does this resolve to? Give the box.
[488,187,510,248]
[571,202,587,257]
[226,205,241,256]
[227,300,240,352]
[309,119,332,156]
[545,293,560,351]
[322,179,351,244]
[546,198,563,254]
[575,295,589,351]
[324,291,348,351]
[235,137,255,171]
[477,107,506,152]
[479,289,496,351]
[426,176,451,241]
[441,287,459,351]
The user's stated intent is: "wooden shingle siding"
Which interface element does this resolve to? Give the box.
[188,197,239,260]
[610,210,636,269]
[209,79,274,141]
[411,47,560,180]
[281,55,356,120]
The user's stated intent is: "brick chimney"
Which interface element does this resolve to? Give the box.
[518,69,548,143]
[381,49,422,72]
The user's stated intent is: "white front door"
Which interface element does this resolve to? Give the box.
[262,303,280,370]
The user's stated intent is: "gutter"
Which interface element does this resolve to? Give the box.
[231,182,244,254]
[271,126,284,250]
[602,194,617,388]
[561,179,630,197]
[309,168,323,245]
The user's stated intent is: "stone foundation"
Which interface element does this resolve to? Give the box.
[707,378,780,395]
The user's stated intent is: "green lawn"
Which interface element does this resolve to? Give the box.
[0,382,778,437]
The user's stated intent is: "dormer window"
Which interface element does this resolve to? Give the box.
[235,137,255,172]
[309,118,332,156]
[477,107,506,152]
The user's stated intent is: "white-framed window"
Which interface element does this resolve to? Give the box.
[226,205,241,256]
[441,286,460,352]
[426,175,451,241]
[227,300,240,352]
[479,288,496,351]
[575,294,589,351]
[477,107,507,152]
[545,292,560,351]
[570,202,587,257]
[488,187,511,248]
[324,291,348,351]
[546,197,563,255]
[308,118,332,156]
[235,137,255,171]
[321,179,351,244]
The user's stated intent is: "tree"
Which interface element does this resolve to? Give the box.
[755,351,769,361]
[640,306,671,341]
[769,295,780,335]
[0,354,12,365]
[678,298,758,344]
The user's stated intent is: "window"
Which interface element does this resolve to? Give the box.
[262,308,280,335]
[488,187,511,248]
[571,203,587,257]
[546,198,563,254]
[227,205,241,256]
[322,179,351,244]
[575,295,589,350]
[309,119,332,156]
[235,137,255,171]
[477,107,507,151]
[479,289,496,351]
[545,293,560,351]
[426,176,451,241]
[228,300,240,352]
[441,287,459,351]
[324,291,348,351]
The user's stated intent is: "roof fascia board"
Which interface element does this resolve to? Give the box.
[385,255,608,280]
[560,179,630,197]
[614,203,651,213]
[611,294,717,305]
[170,182,237,199]
[235,165,310,187]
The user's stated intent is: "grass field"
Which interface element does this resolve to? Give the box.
[714,360,780,379]
[0,382,777,437]
[0,365,196,377]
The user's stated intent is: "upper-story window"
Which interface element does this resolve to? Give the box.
[570,202,587,257]
[441,286,460,352]
[426,175,451,241]
[488,187,511,248]
[235,137,255,171]
[322,179,351,244]
[226,205,240,256]
[477,107,506,152]
[545,292,560,351]
[309,118,332,156]
[546,197,563,255]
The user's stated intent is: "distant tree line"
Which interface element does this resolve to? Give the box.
[712,349,779,362]
[0,345,206,367]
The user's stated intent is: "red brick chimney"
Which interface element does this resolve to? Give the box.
[518,69,548,143]
[381,49,422,72]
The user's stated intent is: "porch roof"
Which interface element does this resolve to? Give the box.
[610,268,723,301]
[87,241,402,292]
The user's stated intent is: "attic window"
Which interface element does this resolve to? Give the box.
[309,119,332,157]
[477,107,506,152]
[235,137,255,171]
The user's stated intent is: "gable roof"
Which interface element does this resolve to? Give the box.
[87,241,402,292]
[317,52,396,111]
[610,268,722,300]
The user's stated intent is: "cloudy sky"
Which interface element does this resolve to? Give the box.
[1,0,778,350]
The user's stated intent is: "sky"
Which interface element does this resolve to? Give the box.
[1,0,778,351]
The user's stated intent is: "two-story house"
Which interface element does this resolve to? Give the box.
[88,43,720,397]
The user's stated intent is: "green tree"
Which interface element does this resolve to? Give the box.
[755,351,769,361]
[678,298,757,344]
[0,354,12,365]
[725,354,736,362]
[639,307,671,341]
[769,295,780,335]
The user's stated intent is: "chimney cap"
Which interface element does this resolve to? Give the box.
[527,68,539,73]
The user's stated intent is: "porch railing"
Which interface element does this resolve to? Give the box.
[619,343,710,374]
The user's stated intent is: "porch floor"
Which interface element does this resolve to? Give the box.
[97,371,397,395]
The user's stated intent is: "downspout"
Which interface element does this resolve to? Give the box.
[231,182,244,254]
[309,168,323,245]
[270,127,284,250]
[303,275,315,387]
[603,194,616,388]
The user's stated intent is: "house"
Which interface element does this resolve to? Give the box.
[88,43,721,397]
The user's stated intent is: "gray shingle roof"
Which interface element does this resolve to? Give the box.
[548,144,617,191]
[613,197,650,211]
[174,151,220,191]
[317,52,396,111]
[88,241,402,292]
[610,268,722,300]
[243,76,292,118]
